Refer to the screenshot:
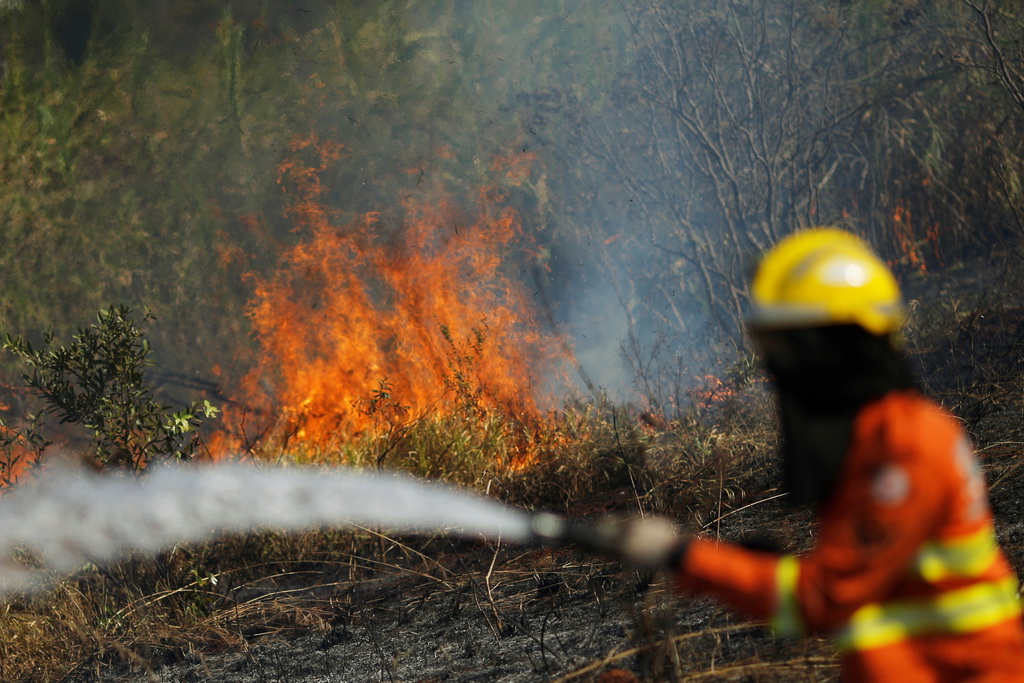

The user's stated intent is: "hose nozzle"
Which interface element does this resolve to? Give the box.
[529,512,626,555]
[530,512,688,572]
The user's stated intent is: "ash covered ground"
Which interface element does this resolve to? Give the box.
[97,507,832,682]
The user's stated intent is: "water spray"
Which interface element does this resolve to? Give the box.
[0,461,641,596]
[0,462,545,595]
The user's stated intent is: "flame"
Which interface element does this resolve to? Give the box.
[0,425,30,488]
[891,201,942,274]
[689,370,767,410]
[0,422,47,491]
[691,373,737,406]
[214,136,568,464]
[489,150,537,186]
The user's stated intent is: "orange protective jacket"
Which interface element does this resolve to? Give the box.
[674,390,1024,681]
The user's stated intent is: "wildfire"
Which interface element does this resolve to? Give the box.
[213,135,568,463]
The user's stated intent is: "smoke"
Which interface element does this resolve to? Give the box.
[0,462,532,595]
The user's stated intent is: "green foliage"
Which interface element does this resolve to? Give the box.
[0,0,629,386]
[3,305,219,470]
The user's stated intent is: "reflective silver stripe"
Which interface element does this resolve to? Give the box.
[771,555,804,637]
[912,526,999,582]
[835,577,1023,652]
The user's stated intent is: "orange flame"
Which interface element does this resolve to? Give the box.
[0,422,45,490]
[689,370,767,410]
[215,136,567,461]
[691,373,737,406]
[891,201,942,274]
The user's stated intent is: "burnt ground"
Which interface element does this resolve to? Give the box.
[94,502,837,683]
[87,442,1024,683]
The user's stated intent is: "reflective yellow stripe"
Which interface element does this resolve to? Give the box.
[771,555,804,637]
[835,577,1023,652]
[913,526,999,582]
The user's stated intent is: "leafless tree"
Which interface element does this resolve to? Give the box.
[958,0,1024,113]
[523,0,1023,411]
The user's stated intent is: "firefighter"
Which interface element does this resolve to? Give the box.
[614,228,1024,681]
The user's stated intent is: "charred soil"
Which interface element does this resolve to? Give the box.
[93,499,838,683]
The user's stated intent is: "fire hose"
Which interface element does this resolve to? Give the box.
[528,511,624,553]
[527,511,689,571]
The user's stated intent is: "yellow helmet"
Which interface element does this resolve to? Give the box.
[747,228,905,335]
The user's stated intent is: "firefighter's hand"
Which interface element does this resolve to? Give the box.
[603,515,690,572]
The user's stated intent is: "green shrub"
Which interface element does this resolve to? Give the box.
[3,305,219,471]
